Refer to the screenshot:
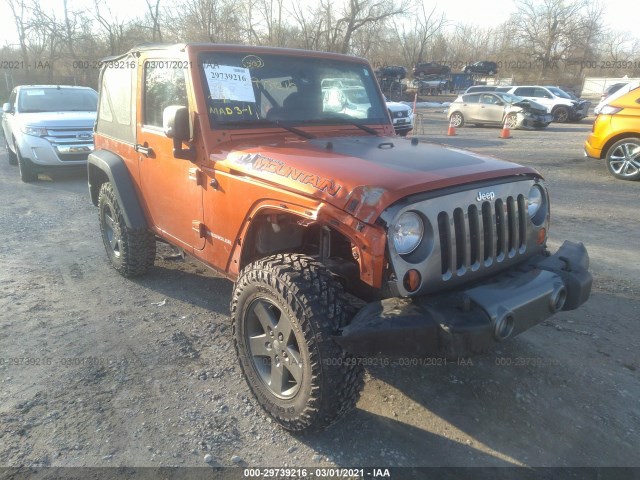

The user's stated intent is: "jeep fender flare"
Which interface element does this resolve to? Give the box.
[88,150,148,230]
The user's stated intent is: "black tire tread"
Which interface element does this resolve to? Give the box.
[6,139,17,166]
[98,182,156,277]
[231,253,364,432]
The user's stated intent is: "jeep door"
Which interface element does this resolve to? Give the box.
[137,60,206,251]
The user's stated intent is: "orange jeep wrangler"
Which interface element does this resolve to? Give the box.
[88,44,592,431]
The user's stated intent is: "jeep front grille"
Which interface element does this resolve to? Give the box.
[436,195,527,278]
[384,179,547,296]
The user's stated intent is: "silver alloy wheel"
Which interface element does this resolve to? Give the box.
[245,297,303,399]
[505,114,518,129]
[607,139,640,179]
[450,112,464,127]
[553,106,569,123]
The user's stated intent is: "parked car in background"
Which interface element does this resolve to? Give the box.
[584,82,640,181]
[593,83,629,115]
[501,85,587,123]
[2,85,97,182]
[375,65,407,80]
[412,62,450,77]
[448,92,553,129]
[464,85,499,94]
[385,98,413,136]
[463,61,498,76]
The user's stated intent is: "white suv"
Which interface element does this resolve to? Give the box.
[2,85,97,182]
[501,86,587,123]
[386,99,414,136]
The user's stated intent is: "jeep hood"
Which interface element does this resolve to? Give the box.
[218,135,538,223]
[15,111,96,128]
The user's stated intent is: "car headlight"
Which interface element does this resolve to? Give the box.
[528,184,547,225]
[392,211,424,255]
[599,105,622,115]
[21,125,48,136]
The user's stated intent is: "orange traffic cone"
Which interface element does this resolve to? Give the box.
[499,118,512,139]
[447,118,457,136]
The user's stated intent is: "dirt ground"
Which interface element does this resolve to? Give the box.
[0,112,638,473]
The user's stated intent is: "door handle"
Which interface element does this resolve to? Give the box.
[135,142,154,157]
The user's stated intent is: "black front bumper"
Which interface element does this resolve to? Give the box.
[334,241,592,358]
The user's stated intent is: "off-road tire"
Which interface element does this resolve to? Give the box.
[98,182,156,276]
[5,139,17,166]
[231,253,364,432]
[17,149,37,182]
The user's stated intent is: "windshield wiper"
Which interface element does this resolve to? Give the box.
[344,120,379,135]
[222,119,316,140]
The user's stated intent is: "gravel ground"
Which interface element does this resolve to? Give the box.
[0,113,638,474]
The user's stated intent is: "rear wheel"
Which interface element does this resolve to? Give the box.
[231,254,364,432]
[98,182,156,276]
[605,138,640,181]
[449,112,464,127]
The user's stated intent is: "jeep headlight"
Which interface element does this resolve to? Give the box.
[528,184,547,225]
[21,125,48,136]
[392,211,424,255]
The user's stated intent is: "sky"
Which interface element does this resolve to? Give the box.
[0,0,637,46]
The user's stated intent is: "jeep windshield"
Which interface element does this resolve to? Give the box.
[18,88,98,113]
[198,52,387,129]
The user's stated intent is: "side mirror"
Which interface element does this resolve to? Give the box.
[163,105,194,161]
[2,103,13,113]
[495,101,504,106]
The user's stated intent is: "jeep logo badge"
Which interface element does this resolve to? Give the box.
[476,191,496,202]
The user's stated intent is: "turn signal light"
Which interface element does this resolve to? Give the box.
[536,228,547,245]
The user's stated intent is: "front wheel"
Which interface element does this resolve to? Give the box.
[605,137,640,181]
[17,149,37,182]
[231,254,364,432]
[553,106,570,123]
[5,138,17,166]
[98,182,156,276]
[505,113,518,129]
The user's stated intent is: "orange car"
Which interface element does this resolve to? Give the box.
[584,83,640,180]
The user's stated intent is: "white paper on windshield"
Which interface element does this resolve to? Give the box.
[203,64,255,103]
[26,90,45,96]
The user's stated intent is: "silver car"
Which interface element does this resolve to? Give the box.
[2,85,97,182]
[448,92,553,129]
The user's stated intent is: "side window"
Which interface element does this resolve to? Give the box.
[143,61,188,128]
[480,94,497,104]
[97,65,136,143]
[534,88,551,98]
[462,94,479,103]
[514,87,533,97]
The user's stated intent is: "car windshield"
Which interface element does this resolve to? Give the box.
[547,87,572,99]
[495,92,523,104]
[18,88,97,113]
[199,52,387,128]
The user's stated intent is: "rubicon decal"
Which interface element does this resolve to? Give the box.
[236,153,342,196]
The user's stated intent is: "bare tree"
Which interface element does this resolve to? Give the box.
[510,0,587,78]
[145,0,163,42]
[5,0,31,70]
[393,1,446,68]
